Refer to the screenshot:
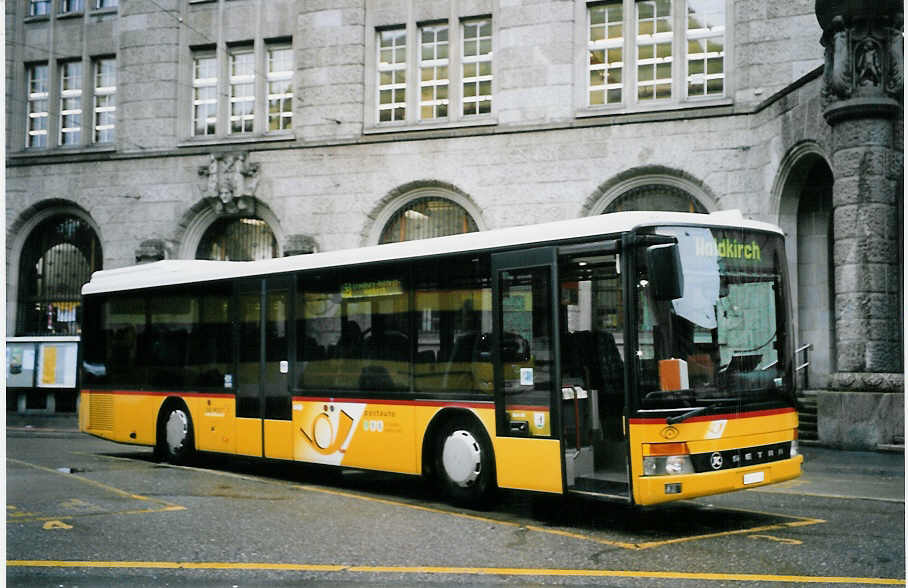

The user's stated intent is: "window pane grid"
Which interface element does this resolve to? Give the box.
[193,55,217,136]
[419,25,449,120]
[26,64,49,148]
[93,58,116,143]
[59,0,83,13]
[29,0,50,16]
[230,50,255,134]
[588,2,624,106]
[378,29,407,122]
[462,19,492,116]
[59,62,82,146]
[267,47,293,131]
[686,0,725,97]
[636,0,672,101]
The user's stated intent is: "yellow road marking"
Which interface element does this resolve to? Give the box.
[6,457,186,521]
[7,561,905,584]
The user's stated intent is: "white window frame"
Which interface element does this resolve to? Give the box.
[26,63,49,148]
[418,23,449,121]
[266,45,293,131]
[28,0,50,17]
[366,12,496,132]
[93,57,116,143]
[59,0,84,14]
[228,47,255,134]
[461,18,492,117]
[59,61,82,146]
[377,27,408,123]
[192,53,218,137]
[577,0,729,116]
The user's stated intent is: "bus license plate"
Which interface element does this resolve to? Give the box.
[743,471,765,485]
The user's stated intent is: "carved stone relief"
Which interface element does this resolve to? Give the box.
[198,152,261,215]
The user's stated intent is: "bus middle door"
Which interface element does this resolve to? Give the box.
[490,248,564,494]
[235,276,293,459]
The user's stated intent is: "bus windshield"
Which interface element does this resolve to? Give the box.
[636,226,793,412]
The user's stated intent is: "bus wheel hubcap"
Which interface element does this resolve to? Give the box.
[165,410,188,454]
[442,430,482,487]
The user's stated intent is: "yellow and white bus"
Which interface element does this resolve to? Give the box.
[79,211,802,506]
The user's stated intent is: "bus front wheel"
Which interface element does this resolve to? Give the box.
[433,415,496,507]
[156,403,195,465]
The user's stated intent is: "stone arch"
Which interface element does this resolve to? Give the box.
[581,166,719,216]
[362,180,487,246]
[174,197,285,260]
[6,199,103,335]
[774,141,835,389]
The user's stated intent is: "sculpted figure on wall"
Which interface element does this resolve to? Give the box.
[198,152,261,215]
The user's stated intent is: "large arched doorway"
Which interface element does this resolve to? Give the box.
[378,196,479,244]
[16,214,102,336]
[794,163,835,388]
[195,216,278,261]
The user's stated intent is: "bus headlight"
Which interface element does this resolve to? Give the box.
[643,455,694,476]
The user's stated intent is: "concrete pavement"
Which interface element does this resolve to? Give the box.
[5,412,904,503]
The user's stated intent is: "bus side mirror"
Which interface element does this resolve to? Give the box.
[646,243,684,301]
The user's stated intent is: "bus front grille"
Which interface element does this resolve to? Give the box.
[88,393,114,431]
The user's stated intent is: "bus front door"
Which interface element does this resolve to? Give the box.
[235,277,293,459]
[490,248,564,494]
[557,247,629,499]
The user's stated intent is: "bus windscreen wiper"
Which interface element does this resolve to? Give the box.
[665,399,737,425]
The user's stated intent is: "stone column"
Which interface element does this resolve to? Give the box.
[815,0,904,448]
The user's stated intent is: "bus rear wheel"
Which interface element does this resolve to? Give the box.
[156,403,195,465]
[433,415,495,507]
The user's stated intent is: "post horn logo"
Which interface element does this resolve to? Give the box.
[660,426,680,440]
[300,407,355,455]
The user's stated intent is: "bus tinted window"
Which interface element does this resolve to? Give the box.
[147,293,197,388]
[191,286,232,389]
[104,295,147,387]
[297,266,410,393]
[413,255,492,396]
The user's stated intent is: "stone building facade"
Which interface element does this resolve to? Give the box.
[5,0,903,448]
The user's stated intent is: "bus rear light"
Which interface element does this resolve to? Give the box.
[790,439,799,457]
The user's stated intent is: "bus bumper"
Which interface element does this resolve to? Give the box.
[634,455,803,506]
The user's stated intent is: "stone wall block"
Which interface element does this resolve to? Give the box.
[835,340,867,372]
[833,119,894,151]
[833,146,888,177]
[832,204,859,237]
[831,176,861,206]
[818,391,904,449]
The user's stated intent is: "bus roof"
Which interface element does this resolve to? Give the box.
[82,210,782,295]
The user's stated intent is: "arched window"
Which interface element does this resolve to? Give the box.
[604,184,707,213]
[378,197,479,244]
[195,216,277,261]
[16,214,102,335]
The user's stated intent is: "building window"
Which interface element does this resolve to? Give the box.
[26,64,49,148]
[16,214,102,336]
[419,24,449,120]
[379,197,479,244]
[192,54,217,136]
[377,28,408,123]
[196,217,277,261]
[93,58,116,143]
[59,61,83,146]
[604,185,706,213]
[96,0,117,8]
[588,2,624,105]
[59,0,84,14]
[266,46,293,131]
[585,0,725,109]
[229,48,255,134]
[686,0,725,97]
[28,0,50,16]
[462,19,492,116]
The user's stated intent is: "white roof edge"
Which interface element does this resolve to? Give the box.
[82,211,783,295]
